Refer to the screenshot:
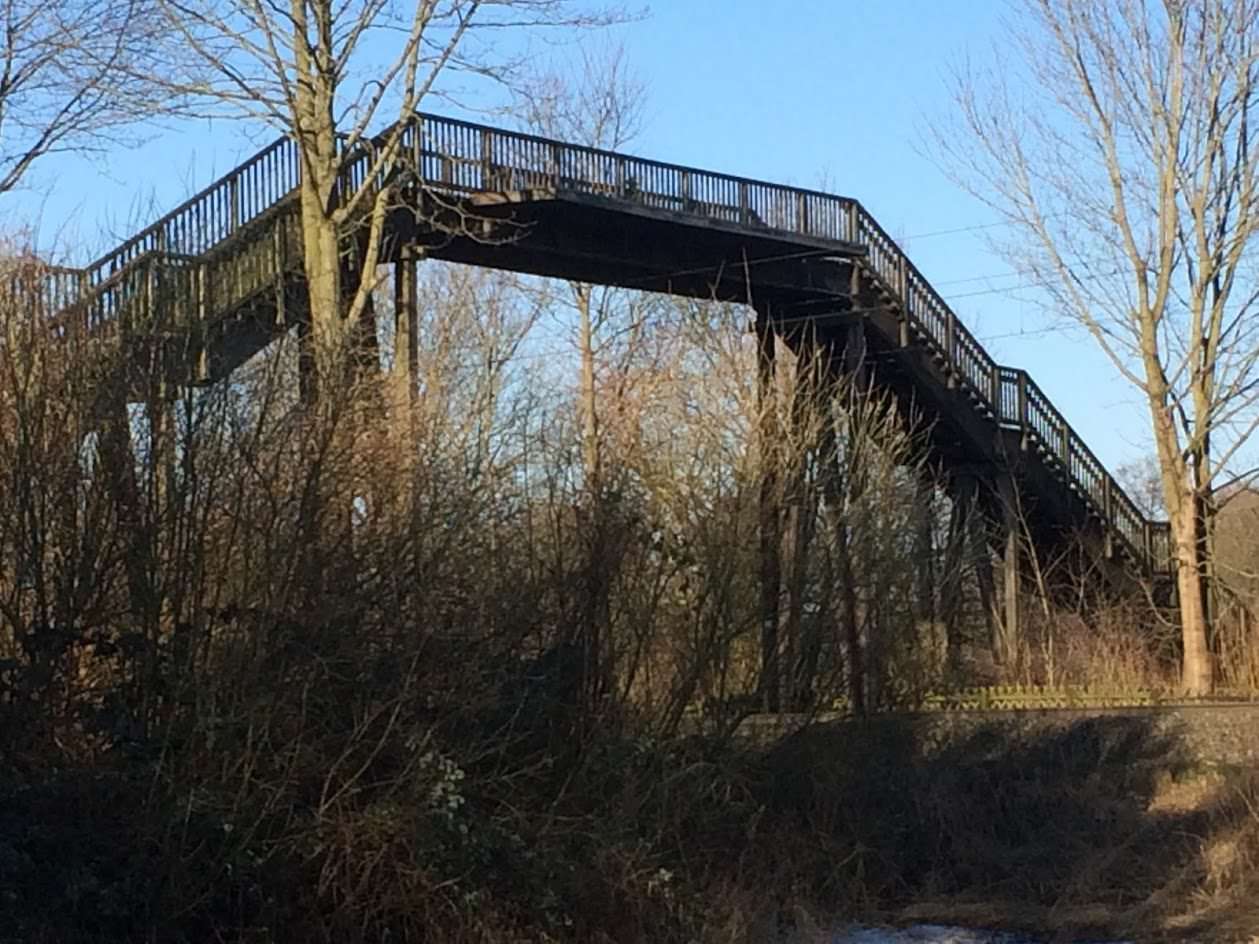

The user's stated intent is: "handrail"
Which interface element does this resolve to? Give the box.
[82,136,300,293]
[51,111,1172,573]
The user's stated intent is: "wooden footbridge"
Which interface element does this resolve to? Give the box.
[28,113,1172,665]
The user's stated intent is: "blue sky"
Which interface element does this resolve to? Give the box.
[4,0,1151,472]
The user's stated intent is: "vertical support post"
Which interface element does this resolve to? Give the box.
[843,319,867,390]
[393,246,420,407]
[481,128,493,189]
[150,382,176,542]
[756,303,781,713]
[995,472,1021,667]
[1102,476,1114,558]
[273,223,287,326]
[783,339,826,711]
[913,474,936,631]
[394,245,423,625]
[78,270,91,332]
[834,322,868,714]
[411,114,423,180]
[194,263,209,383]
[941,477,968,677]
[550,142,562,188]
[963,474,1000,665]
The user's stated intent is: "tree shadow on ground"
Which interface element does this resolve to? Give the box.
[757,712,1259,942]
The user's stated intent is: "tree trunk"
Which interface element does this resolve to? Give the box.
[1173,505,1213,696]
[300,180,346,390]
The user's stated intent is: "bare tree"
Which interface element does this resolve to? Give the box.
[512,44,650,712]
[939,0,1259,694]
[1116,455,1167,520]
[157,0,625,393]
[0,0,172,195]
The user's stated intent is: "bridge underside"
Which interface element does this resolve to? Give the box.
[113,192,1132,628]
[114,186,1140,605]
[131,191,857,386]
[392,189,863,303]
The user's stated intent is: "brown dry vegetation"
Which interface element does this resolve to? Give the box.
[3,248,1259,943]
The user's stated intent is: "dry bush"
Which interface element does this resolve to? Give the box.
[1010,601,1179,694]
[9,243,1259,942]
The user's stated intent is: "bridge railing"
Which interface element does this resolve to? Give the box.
[47,111,1172,572]
[395,115,864,243]
[841,188,1172,573]
[82,136,300,295]
[2,261,88,318]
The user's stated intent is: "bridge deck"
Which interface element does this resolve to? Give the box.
[31,113,1172,576]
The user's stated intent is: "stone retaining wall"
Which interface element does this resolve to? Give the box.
[739,704,1259,769]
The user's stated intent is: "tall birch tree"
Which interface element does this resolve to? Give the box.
[939,0,1259,695]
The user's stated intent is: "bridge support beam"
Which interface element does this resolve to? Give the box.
[962,476,1001,664]
[954,471,1021,669]
[913,474,937,630]
[842,318,867,389]
[783,338,834,711]
[941,484,968,676]
[755,304,782,713]
[393,246,420,405]
[996,472,1021,667]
